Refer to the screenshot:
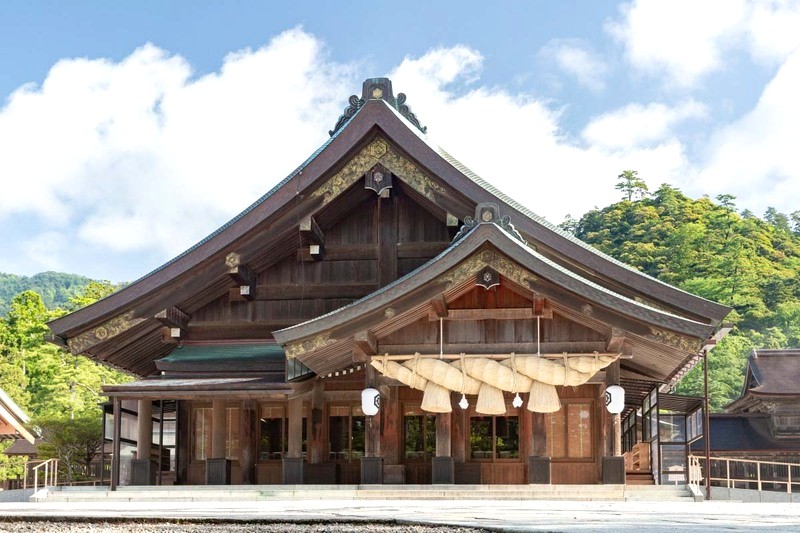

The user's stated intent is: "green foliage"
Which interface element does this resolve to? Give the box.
[35,414,103,482]
[573,178,800,410]
[0,272,95,317]
[0,440,27,481]
[615,170,649,201]
[0,281,130,479]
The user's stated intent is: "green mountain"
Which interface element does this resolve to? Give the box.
[0,272,96,316]
[563,182,800,409]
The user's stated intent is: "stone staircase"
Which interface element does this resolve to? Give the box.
[626,471,655,485]
[37,484,695,502]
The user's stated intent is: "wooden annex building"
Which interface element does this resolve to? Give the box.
[47,78,730,488]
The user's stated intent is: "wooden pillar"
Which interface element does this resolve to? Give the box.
[309,380,325,464]
[365,365,381,458]
[287,397,303,458]
[521,406,534,457]
[211,399,226,459]
[605,360,622,456]
[137,399,152,460]
[532,412,547,457]
[432,410,454,484]
[451,393,466,463]
[176,400,190,485]
[240,400,256,484]
[111,397,121,490]
[380,386,399,465]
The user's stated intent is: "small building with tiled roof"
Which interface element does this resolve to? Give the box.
[0,388,35,445]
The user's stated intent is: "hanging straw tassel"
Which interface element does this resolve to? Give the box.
[527,380,561,413]
[421,382,452,413]
[476,383,506,415]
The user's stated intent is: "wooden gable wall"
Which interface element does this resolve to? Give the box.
[189,178,451,343]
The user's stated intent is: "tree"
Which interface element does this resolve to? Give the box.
[615,170,649,201]
[35,414,103,483]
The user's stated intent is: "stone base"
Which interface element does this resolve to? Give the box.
[361,457,383,484]
[432,457,454,484]
[304,463,338,484]
[528,456,551,484]
[602,456,626,484]
[383,464,406,484]
[282,457,304,484]
[205,458,232,485]
[131,459,156,486]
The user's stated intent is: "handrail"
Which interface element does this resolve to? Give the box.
[24,459,59,493]
[688,455,800,494]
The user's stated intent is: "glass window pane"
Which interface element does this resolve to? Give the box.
[329,414,348,461]
[470,416,493,459]
[425,415,436,456]
[649,410,658,439]
[659,414,686,443]
[661,444,687,485]
[496,416,519,459]
[351,414,365,460]
[404,415,425,459]
[259,417,283,461]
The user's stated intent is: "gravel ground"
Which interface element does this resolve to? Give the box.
[0,520,488,533]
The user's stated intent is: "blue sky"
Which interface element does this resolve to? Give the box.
[1,1,799,282]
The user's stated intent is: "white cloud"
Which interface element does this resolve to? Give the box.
[582,101,707,150]
[539,39,608,91]
[693,47,800,214]
[608,0,800,87]
[0,28,358,263]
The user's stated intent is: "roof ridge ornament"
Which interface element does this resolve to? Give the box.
[329,78,427,137]
[451,203,527,245]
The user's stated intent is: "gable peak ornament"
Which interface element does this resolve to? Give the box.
[451,203,527,245]
[329,78,427,137]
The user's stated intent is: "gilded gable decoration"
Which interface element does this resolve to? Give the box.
[67,311,146,355]
[330,78,427,137]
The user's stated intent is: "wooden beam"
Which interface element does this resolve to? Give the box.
[297,244,376,262]
[379,341,608,355]
[155,306,189,330]
[429,295,448,318]
[430,307,537,321]
[227,261,257,301]
[299,216,324,246]
[607,329,634,356]
[377,191,398,287]
[354,330,378,356]
[228,282,378,301]
[396,242,450,259]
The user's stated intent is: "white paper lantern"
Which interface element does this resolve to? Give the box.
[605,385,625,414]
[361,387,381,416]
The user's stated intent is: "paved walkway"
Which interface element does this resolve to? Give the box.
[1,499,799,532]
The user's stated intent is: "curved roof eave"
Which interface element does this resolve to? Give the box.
[273,222,715,346]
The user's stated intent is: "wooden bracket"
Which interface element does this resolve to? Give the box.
[227,263,256,301]
[155,307,190,341]
[607,329,634,356]
[429,295,448,319]
[300,216,325,261]
[446,213,460,238]
[353,330,378,362]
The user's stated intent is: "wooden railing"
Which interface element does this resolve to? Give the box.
[24,459,58,493]
[688,455,800,494]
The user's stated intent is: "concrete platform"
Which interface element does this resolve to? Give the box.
[34,483,695,502]
[1,496,799,532]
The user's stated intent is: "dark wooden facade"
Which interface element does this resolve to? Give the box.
[48,78,730,487]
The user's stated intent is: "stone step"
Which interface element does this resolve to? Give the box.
[41,484,692,503]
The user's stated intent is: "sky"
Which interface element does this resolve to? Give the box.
[1,0,799,282]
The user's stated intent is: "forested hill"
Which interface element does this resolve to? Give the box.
[0,272,95,316]
[562,181,800,409]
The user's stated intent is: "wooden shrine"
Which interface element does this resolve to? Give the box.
[47,78,730,487]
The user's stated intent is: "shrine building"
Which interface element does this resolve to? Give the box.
[47,78,730,488]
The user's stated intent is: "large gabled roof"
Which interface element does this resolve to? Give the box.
[274,221,717,381]
[48,78,729,376]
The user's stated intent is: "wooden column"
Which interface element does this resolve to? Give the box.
[605,360,622,456]
[287,397,303,458]
[451,393,466,463]
[365,365,381,458]
[211,399,226,459]
[521,406,534,458]
[111,397,121,490]
[309,380,325,464]
[240,400,256,484]
[532,412,547,457]
[176,400,190,485]
[137,400,152,460]
[380,386,399,465]
[432,410,454,483]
